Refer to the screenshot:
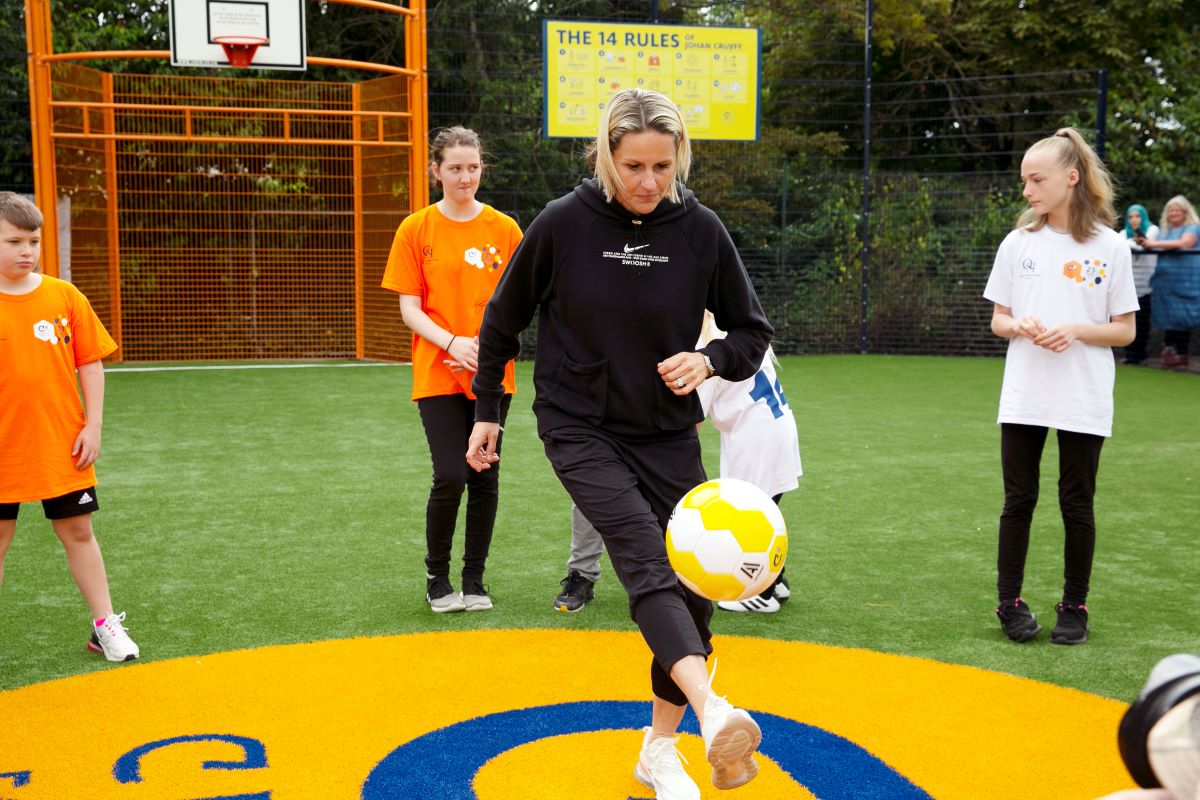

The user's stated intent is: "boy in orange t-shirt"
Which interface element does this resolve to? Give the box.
[0,193,139,662]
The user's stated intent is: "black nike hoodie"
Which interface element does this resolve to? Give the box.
[473,178,772,439]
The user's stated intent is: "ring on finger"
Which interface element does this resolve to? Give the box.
[675,378,684,388]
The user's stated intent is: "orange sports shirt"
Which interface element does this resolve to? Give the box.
[0,275,117,503]
[382,203,522,401]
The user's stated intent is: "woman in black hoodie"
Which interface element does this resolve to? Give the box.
[467,88,773,797]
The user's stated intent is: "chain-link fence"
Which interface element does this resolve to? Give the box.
[1,42,33,194]
[4,1,1108,358]
[426,2,1104,356]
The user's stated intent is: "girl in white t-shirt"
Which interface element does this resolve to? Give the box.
[696,312,802,614]
[983,127,1137,646]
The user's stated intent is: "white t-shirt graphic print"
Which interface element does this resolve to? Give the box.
[983,225,1138,437]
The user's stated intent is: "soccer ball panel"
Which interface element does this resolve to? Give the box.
[665,507,706,553]
[700,572,752,602]
[692,529,743,574]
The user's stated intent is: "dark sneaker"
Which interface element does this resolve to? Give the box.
[995,598,1041,642]
[461,577,493,612]
[426,574,465,613]
[1051,602,1089,645]
[554,571,595,613]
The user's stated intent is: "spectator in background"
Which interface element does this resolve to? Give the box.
[1138,196,1200,370]
[1122,204,1159,365]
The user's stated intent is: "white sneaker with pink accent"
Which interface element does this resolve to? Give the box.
[89,612,140,662]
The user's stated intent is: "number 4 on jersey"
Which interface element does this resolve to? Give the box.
[748,370,788,419]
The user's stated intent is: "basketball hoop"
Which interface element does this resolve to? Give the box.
[212,35,268,68]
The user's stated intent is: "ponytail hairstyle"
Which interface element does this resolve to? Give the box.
[428,126,484,189]
[585,88,691,205]
[1124,204,1152,238]
[1159,195,1200,233]
[1016,127,1115,243]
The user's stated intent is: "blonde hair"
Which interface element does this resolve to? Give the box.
[1160,195,1200,231]
[428,126,484,189]
[699,310,777,367]
[1016,128,1115,243]
[0,192,43,231]
[585,88,691,205]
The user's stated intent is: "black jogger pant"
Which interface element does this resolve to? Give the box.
[541,425,712,706]
[997,422,1104,607]
[417,393,511,582]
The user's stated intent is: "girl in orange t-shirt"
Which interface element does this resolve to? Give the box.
[381,127,522,613]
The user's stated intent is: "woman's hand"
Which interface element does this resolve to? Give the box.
[657,351,708,396]
[466,421,501,472]
[447,335,480,373]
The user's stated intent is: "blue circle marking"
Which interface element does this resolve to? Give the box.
[361,701,933,800]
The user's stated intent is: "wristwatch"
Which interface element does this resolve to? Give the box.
[701,353,715,379]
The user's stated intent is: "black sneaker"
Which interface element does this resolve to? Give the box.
[425,573,465,613]
[1051,602,1089,645]
[554,571,595,612]
[461,577,493,612]
[995,598,1041,642]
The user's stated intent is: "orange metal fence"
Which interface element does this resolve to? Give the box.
[25,0,427,362]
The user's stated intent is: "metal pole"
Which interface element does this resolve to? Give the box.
[780,158,788,332]
[859,0,873,354]
[25,0,59,276]
[650,0,660,23]
[406,0,429,208]
[1095,68,1108,161]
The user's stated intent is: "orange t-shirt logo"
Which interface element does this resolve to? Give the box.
[32,316,71,345]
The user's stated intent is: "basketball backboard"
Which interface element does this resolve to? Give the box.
[169,0,307,70]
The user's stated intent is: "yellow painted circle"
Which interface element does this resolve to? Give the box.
[0,630,1137,798]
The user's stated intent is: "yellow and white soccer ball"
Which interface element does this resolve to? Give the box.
[665,478,788,602]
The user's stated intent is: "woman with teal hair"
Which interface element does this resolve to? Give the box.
[1122,203,1159,364]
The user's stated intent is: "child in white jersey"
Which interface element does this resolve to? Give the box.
[696,311,802,614]
[983,128,1137,646]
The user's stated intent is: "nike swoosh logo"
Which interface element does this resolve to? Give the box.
[623,244,650,253]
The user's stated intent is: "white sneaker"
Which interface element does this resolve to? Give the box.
[90,612,140,662]
[701,661,761,789]
[634,727,700,800]
[717,595,780,614]
[773,576,790,601]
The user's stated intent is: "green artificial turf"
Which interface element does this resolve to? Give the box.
[0,356,1195,701]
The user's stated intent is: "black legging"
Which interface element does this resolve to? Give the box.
[542,425,712,706]
[997,423,1104,607]
[416,393,511,582]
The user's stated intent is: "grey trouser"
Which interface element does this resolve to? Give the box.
[566,503,606,582]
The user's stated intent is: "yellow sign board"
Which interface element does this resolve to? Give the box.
[544,21,760,141]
